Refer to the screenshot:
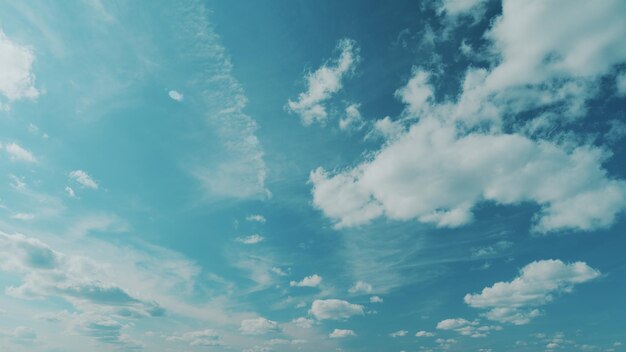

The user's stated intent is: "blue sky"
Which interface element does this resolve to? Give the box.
[1,0,626,351]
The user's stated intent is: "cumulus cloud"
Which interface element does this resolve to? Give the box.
[246,214,266,223]
[0,31,39,102]
[291,317,314,329]
[369,295,383,303]
[339,103,364,131]
[438,0,489,22]
[168,90,183,102]
[166,329,222,347]
[390,330,408,338]
[309,299,364,320]
[436,318,501,338]
[287,39,359,125]
[310,1,626,235]
[236,234,264,245]
[240,317,280,335]
[329,329,356,338]
[69,170,99,189]
[415,330,435,337]
[348,280,373,294]
[310,116,626,233]
[4,143,37,163]
[464,259,601,324]
[290,274,322,288]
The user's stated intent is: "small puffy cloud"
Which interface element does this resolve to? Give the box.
[348,280,373,294]
[287,39,359,125]
[0,31,39,102]
[368,116,404,141]
[436,318,501,338]
[464,259,601,324]
[69,170,98,189]
[329,329,356,338]
[415,330,435,337]
[309,299,364,320]
[65,186,76,198]
[236,234,264,245]
[369,295,383,303]
[394,69,434,118]
[290,274,322,288]
[240,317,279,335]
[390,330,408,338]
[339,103,364,131]
[291,317,314,329]
[5,143,37,163]
[166,329,222,347]
[246,214,266,223]
[168,90,183,102]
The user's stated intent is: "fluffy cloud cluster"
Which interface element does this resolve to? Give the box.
[310,0,626,234]
[287,39,359,125]
[311,117,626,232]
[436,318,501,338]
[464,259,601,324]
[1,142,37,163]
[309,299,364,320]
[290,274,322,288]
[0,30,39,102]
[329,329,356,338]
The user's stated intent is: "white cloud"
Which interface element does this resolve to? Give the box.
[339,103,364,131]
[0,31,39,102]
[236,234,264,245]
[415,330,435,337]
[464,259,601,324]
[310,1,626,235]
[246,214,266,223]
[390,330,408,338]
[310,116,626,233]
[65,186,76,198]
[348,280,373,294]
[329,329,356,338]
[291,317,314,329]
[69,170,98,189]
[369,295,383,303]
[290,274,322,288]
[394,69,434,118]
[367,116,404,141]
[168,90,183,102]
[287,39,359,125]
[166,329,222,347]
[436,318,501,338]
[240,317,279,335]
[4,143,37,163]
[309,299,364,320]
